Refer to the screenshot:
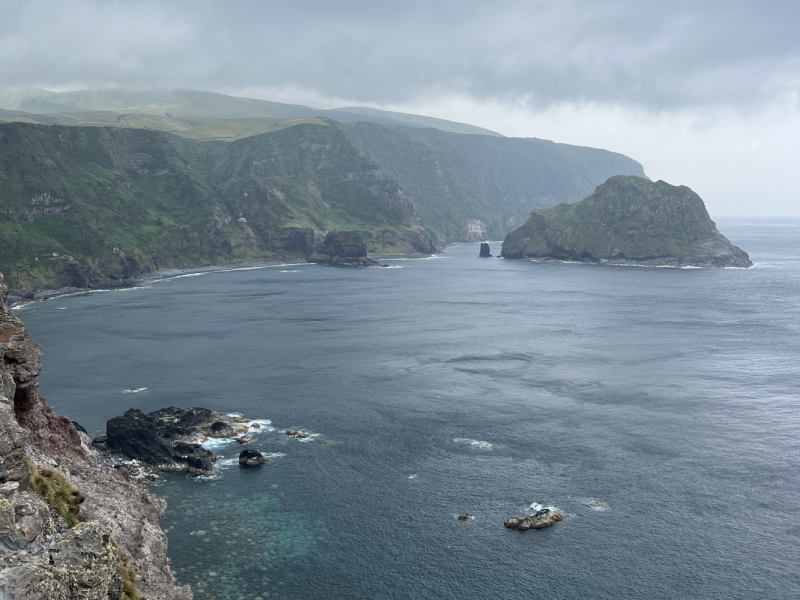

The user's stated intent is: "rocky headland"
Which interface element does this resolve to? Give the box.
[0,271,192,599]
[501,175,752,268]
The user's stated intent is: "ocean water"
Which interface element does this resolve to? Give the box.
[19,219,800,600]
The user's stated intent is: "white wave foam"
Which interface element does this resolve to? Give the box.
[200,437,235,451]
[123,387,147,394]
[280,270,300,273]
[453,438,493,450]
[383,265,403,269]
[529,501,559,512]
[582,498,610,512]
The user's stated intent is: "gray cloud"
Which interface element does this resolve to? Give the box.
[1,0,797,110]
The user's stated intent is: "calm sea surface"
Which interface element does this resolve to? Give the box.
[19,219,800,600]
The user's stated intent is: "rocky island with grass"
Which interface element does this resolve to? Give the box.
[501,175,752,268]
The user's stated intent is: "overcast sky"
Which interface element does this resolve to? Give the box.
[1,0,798,216]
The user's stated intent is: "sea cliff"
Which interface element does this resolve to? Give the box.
[0,271,191,599]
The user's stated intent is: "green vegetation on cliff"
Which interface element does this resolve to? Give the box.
[342,122,645,240]
[501,175,752,267]
[0,101,646,292]
[28,459,85,527]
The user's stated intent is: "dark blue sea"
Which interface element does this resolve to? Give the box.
[18,219,800,600]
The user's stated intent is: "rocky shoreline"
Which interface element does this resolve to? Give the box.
[7,246,442,309]
[0,271,193,599]
[93,406,272,477]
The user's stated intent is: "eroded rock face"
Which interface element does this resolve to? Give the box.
[504,509,564,530]
[0,272,193,600]
[0,517,124,600]
[479,243,492,257]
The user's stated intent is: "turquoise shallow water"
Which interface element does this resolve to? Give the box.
[19,219,800,599]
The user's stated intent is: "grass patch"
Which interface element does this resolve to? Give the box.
[111,540,142,600]
[27,459,85,527]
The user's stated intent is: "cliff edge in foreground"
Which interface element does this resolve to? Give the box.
[501,176,752,268]
[0,271,191,599]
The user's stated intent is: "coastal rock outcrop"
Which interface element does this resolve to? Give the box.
[479,243,492,257]
[0,271,193,600]
[239,449,270,466]
[308,231,379,266]
[504,508,564,530]
[501,175,752,268]
[104,408,217,475]
[209,420,236,438]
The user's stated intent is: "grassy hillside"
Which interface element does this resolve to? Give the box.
[0,114,649,293]
[0,88,502,136]
[0,121,433,293]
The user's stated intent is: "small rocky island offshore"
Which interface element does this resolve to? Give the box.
[501,175,752,268]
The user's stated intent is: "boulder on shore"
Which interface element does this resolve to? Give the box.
[239,449,270,466]
[504,508,564,530]
[479,243,492,257]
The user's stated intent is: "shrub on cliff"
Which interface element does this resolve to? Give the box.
[28,459,85,527]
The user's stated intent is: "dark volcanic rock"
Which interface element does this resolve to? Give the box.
[105,408,216,475]
[479,243,492,257]
[504,509,564,530]
[501,175,752,268]
[208,421,236,438]
[239,449,270,466]
[309,231,378,266]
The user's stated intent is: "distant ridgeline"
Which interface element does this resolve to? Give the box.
[0,89,645,293]
[501,176,752,268]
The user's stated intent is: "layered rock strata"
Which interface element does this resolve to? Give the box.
[0,271,192,599]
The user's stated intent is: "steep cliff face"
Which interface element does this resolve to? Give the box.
[341,122,647,241]
[501,176,752,268]
[0,271,191,599]
[0,121,437,294]
[1,117,645,293]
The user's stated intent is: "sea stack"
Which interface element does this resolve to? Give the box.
[479,243,492,257]
[501,175,752,268]
[308,231,378,266]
